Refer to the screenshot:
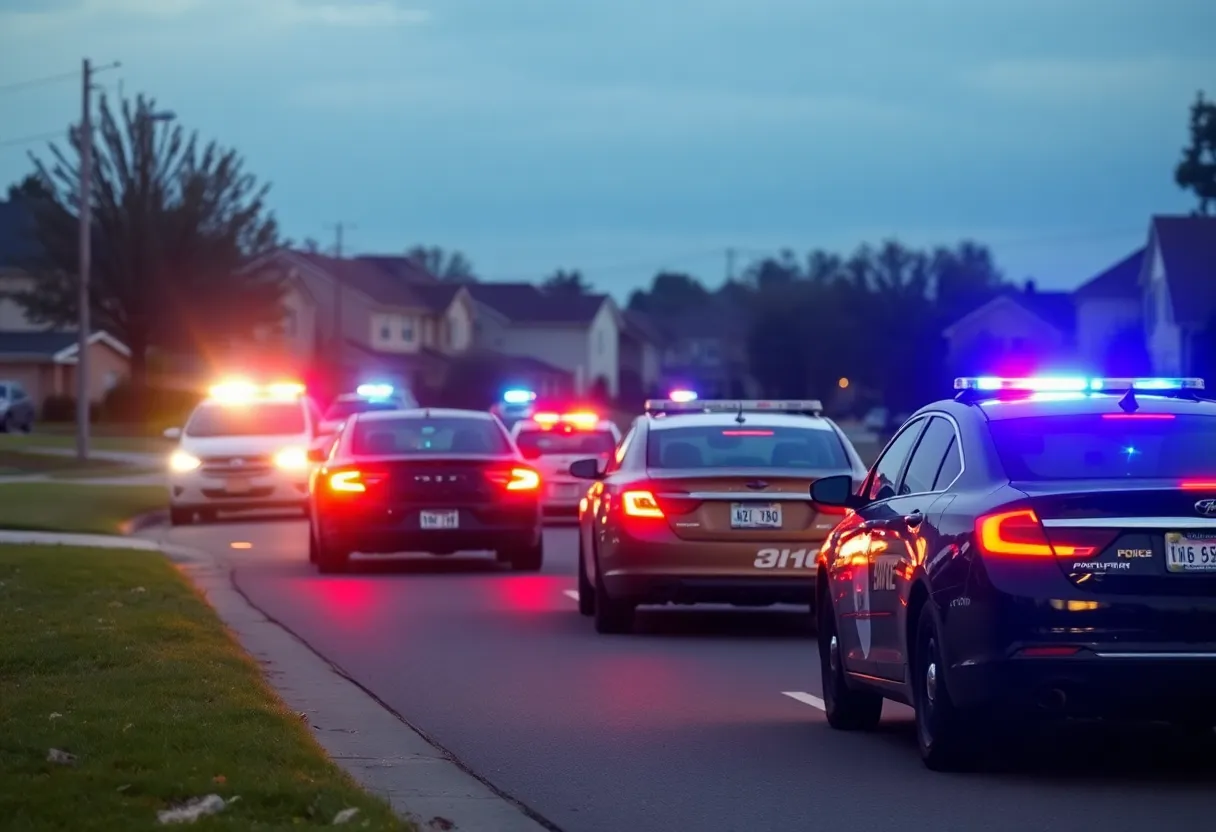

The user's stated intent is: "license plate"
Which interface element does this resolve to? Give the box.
[1165,532,1216,573]
[553,484,581,498]
[226,477,252,494]
[420,510,459,530]
[731,503,782,529]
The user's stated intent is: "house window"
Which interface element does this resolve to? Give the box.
[597,331,605,354]
[380,325,391,341]
[401,322,414,342]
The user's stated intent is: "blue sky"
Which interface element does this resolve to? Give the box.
[1,0,1213,301]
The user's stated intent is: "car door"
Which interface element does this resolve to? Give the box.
[832,417,928,677]
[867,415,960,680]
[583,423,637,586]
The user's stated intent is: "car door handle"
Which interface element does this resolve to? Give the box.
[860,519,890,531]
[903,510,924,528]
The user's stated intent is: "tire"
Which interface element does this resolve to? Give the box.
[818,591,883,730]
[0,415,9,433]
[593,553,634,634]
[307,520,320,563]
[913,603,979,771]
[509,536,544,572]
[576,534,595,616]
[315,533,349,574]
[169,507,193,526]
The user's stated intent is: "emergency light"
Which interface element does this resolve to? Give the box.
[209,379,304,403]
[533,411,600,429]
[502,388,536,404]
[644,399,824,415]
[356,383,394,399]
[668,389,698,403]
[954,376,1205,393]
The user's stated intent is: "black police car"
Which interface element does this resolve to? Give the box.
[809,376,1216,770]
[307,408,544,573]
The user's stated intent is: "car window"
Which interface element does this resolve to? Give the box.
[324,399,400,420]
[868,418,926,501]
[607,427,635,473]
[350,416,511,456]
[933,436,962,490]
[12,385,26,400]
[185,401,307,437]
[515,428,616,456]
[899,416,958,495]
[645,424,848,469]
[989,413,1216,480]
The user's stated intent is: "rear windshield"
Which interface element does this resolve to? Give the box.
[990,414,1216,480]
[515,428,616,456]
[324,399,400,421]
[185,401,306,437]
[646,425,848,469]
[350,416,511,456]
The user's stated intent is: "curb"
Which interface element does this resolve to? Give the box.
[120,509,168,536]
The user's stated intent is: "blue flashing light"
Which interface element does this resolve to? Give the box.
[502,388,536,404]
[669,389,698,403]
[357,383,394,399]
[955,376,1204,393]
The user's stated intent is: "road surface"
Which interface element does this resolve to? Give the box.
[143,516,1216,832]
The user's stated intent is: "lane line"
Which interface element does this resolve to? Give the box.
[782,691,826,711]
[562,590,579,601]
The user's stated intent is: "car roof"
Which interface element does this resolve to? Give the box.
[920,392,1216,422]
[355,407,494,422]
[647,412,835,431]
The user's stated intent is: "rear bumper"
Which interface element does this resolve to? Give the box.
[317,504,541,555]
[604,573,816,607]
[948,648,1216,720]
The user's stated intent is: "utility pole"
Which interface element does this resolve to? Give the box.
[325,222,353,388]
[75,58,93,462]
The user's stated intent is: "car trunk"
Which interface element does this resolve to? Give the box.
[645,467,844,542]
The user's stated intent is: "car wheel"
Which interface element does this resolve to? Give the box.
[913,603,979,771]
[593,552,634,634]
[576,534,595,616]
[169,507,193,526]
[818,591,883,730]
[509,536,544,572]
[314,533,349,574]
[308,519,320,563]
[0,415,9,433]
[19,419,31,434]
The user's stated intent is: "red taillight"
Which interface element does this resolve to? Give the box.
[328,470,366,493]
[485,466,540,491]
[1180,481,1216,491]
[621,490,664,518]
[976,508,1113,558]
[1017,646,1083,657]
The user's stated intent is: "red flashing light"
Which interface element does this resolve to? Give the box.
[1181,481,1216,491]
[976,509,1113,559]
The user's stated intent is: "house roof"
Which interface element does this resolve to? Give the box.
[1148,215,1216,328]
[0,330,129,361]
[354,255,439,284]
[1075,247,1145,300]
[941,289,1075,340]
[466,283,610,325]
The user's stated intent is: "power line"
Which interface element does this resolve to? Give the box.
[0,69,80,95]
[0,129,64,150]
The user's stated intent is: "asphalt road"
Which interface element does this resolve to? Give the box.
[145,515,1216,832]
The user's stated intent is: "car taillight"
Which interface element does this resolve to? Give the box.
[976,508,1113,558]
[328,470,366,493]
[621,490,664,518]
[485,466,540,491]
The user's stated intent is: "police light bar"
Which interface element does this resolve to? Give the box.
[209,379,304,403]
[533,411,600,429]
[954,376,1205,393]
[644,399,824,415]
[668,389,698,403]
[356,383,394,399]
[502,388,536,404]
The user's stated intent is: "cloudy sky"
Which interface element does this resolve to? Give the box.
[0,0,1212,300]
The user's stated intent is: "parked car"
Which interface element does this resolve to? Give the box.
[0,381,35,433]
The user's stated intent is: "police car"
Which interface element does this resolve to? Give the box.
[490,388,538,429]
[165,380,321,525]
[318,383,415,436]
[509,410,621,516]
[810,376,1216,770]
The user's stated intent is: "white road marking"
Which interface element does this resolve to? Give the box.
[562,590,579,601]
[782,691,826,711]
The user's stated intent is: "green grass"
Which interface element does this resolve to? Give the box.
[47,466,162,481]
[0,546,411,831]
[0,484,168,534]
[0,450,155,479]
[0,432,172,454]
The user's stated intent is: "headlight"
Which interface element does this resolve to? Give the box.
[170,450,201,472]
[274,446,309,470]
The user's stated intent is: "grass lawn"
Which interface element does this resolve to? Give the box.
[0,450,156,479]
[0,545,410,830]
[0,484,168,535]
[0,431,172,454]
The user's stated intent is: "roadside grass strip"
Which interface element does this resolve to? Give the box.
[0,432,172,454]
[0,484,168,535]
[0,544,412,830]
[0,449,152,479]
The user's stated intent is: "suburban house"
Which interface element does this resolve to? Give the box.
[0,197,132,405]
[619,309,663,401]
[1138,215,1216,376]
[464,283,623,398]
[941,282,1077,374]
[650,305,759,398]
[1072,247,1147,374]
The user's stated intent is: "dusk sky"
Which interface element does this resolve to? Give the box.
[1,0,1212,301]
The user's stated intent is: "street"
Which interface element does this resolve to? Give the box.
[143,516,1216,832]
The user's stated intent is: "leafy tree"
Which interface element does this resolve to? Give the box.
[16,94,283,412]
[541,268,592,295]
[1175,91,1216,215]
[627,271,710,316]
[7,173,47,201]
[406,245,478,282]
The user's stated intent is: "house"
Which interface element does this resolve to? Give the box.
[653,305,758,398]
[465,283,622,398]
[619,309,663,400]
[1072,247,1146,372]
[1138,216,1216,376]
[940,283,1077,374]
[0,196,132,404]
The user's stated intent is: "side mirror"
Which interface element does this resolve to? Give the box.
[811,474,864,509]
[569,457,604,480]
[163,427,182,440]
[519,445,541,460]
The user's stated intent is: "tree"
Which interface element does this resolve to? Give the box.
[541,268,592,295]
[1175,91,1216,215]
[627,271,710,316]
[16,93,283,412]
[405,245,478,282]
